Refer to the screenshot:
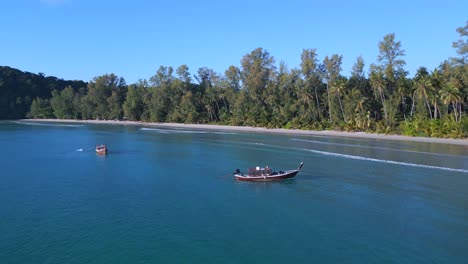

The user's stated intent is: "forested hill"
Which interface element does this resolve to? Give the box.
[0,66,87,119]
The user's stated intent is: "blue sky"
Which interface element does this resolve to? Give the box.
[1,0,466,84]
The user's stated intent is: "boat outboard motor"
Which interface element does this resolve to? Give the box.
[234,169,240,175]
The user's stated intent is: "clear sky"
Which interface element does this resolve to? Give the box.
[1,0,466,84]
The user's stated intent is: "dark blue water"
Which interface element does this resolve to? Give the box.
[1,121,467,263]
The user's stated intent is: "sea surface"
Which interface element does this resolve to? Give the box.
[1,121,467,263]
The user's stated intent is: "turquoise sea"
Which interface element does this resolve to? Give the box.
[1,121,467,263]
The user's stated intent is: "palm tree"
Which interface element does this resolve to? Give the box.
[323,55,343,123]
[369,66,388,125]
[330,78,347,122]
[346,88,367,130]
[439,83,462,122]
[295,84,316,125]
[415,75,433,119]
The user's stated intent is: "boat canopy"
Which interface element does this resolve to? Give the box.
[248,166,272,176]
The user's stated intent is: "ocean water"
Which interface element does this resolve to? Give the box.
[1,121,467,263]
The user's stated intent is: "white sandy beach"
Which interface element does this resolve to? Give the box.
[20,119,468,146]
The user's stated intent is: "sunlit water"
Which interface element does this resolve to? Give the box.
[1,121,467,263]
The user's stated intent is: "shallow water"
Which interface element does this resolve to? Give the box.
[1,121,467,263]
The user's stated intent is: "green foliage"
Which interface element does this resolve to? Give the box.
[462,116,468,137]
[179,91,198,123]
[86,74,126,120]
[107,91,123,120]
[123,82,146,120]
[4,22,468,139]
[27,97,53,118]
[50,86,80,119]
[241,48,275,101]
[401,116,466,138]
[378,33,406,83]
[0,66,86,119]
[452,21,468,64]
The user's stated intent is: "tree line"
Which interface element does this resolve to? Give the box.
[0,67,86,119]
[2,23,467,138]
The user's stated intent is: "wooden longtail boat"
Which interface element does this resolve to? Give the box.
[234,162,303,182]
[95,144,108,155]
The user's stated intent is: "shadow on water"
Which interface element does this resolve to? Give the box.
[215,172,302,188]
[233,178,299,187]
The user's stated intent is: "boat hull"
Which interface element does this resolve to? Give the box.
[95,149,108,155]
[234,170,299,182]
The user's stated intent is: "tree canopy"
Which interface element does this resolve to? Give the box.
[1,22,467,138]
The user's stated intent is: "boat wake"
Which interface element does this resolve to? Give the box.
[305,148,468,173]
[140,127,207,134]
[212,131,238,135]
[12,121,83,127]
[140,127,170,133]
[228,141,467,173]
[139,127,234,135]
[75,147,94,152]
[291,138,463,158]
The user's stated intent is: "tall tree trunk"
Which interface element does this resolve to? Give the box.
[425,96,433,119]
[401,95,406,121]
[326,82,332,122]
[222,97,228,111]
[314,86,321,119]
[214,100,221,121]
[433,99,438,119]
[453,102,458,122]
[379,87,388,125]
[338,95,346,122]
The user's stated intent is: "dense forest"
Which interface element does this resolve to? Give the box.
[1,23,467,138]
[0,67,86,119]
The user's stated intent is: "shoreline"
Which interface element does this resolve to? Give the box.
[19,119,468,146]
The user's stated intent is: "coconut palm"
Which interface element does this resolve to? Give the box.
[439,83,462,122]
[415,74,433,119]
[330,77,347,122]
[429,69,444,119]
[369,65,388,124]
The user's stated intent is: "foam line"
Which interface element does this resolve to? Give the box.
[140,127,231,134]
[234,141,468,173]
[306,148,468,173]
[172,129,206,134]
[140,127,169,133]
[12,121,84,127]
[212,131,237,135]
[141,127,205,134]
[292,138,464,158]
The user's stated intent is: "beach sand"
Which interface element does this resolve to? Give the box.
[20,119,468,146]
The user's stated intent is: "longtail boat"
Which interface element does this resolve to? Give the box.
[95,144,108,155]
[234,162,303,182]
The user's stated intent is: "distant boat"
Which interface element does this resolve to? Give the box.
[95,144,108,155]
[234,162,303,182]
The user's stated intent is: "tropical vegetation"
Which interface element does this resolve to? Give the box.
[1,22,467,138]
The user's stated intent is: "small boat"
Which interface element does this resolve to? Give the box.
[234,162,304,182]
[95,144,108,155]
